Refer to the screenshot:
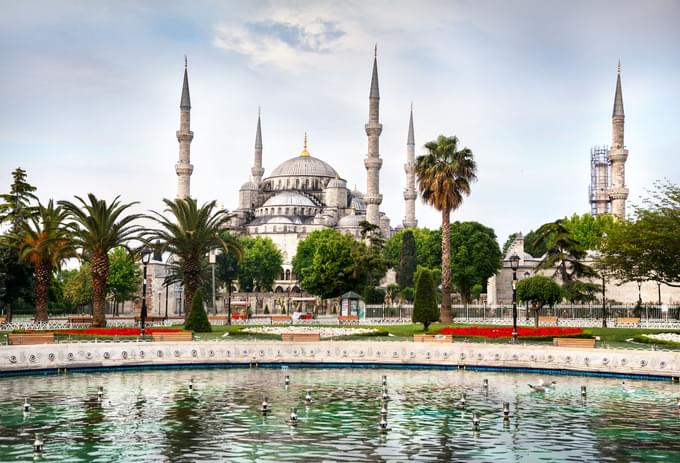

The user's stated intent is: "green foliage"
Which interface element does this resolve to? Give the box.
[107,247,141,304]
[62,264,93,310]
[0,167,38,232]
[0,247,35,320]
[563,280,599,304]
[293,229,357,298]
[399,287,414,303]
[383,227,441,270]
[350,223,387,293]
[523,229,546,258]
[471,283,483,302]
[412,268,439,330]
[516,275,563,326]
[561,213,615,251]
[264,305,269,314]
[397,230,417,288]
[237,237,283,292]
[385,283,400,304]
[449,221,501,303]
[363,286,386,304]
[535,219,597,285]
[184,289,212,332]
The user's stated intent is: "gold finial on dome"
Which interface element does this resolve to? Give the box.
[300,132,310,157]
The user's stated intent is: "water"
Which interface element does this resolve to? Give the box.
[1,368,679,462]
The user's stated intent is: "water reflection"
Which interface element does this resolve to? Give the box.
[0,368,678,462]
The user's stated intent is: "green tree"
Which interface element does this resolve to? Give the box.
[524,229,546,258]
[62,264,93,312]
[516,275,563,327]
[237,237,283,292]
[397,230,417,288]
[350,220,388,294]
[416,135,477,322]
[3,200,76,321]
[0,167,38,232]
[184,289,211,332]
[59,194,143,327]
[412,268,438,331]
[384,227,440,270]
[449,221,502,303]
[148,199,242,322]
[534,219,597,285]
[107,246,142,314]
[562,213,615,251]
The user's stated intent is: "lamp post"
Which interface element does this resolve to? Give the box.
[523,271,530,321]
[209,250,217,315]
[140,247,152,337]
[225,262,235,325]
[601,275,607,328]
[509,254,520,344]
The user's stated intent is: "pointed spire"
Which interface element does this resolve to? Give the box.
[369,45,380,99]
[407,102,415,145]
[300,132,310,157]
[255,107,262,149]
[180,57,191,110]
[612,61,624,117]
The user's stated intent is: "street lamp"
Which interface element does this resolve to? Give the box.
[209,250,217,315]
[523,271,530,321]
[509,253,520,344]
[225,262,235,325]
[140,247,152,337]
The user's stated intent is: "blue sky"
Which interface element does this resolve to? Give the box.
[1,0,679,245]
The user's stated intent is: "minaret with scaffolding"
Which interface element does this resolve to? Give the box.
[589,145,611,215]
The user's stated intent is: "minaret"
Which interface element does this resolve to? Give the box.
[608,61,629,220]
[251,107,264,185]
[403,103,417,228]
[175,57,194,199]
[364,45,383,226]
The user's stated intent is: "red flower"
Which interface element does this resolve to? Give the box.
[438,326,582,338]
[55,327,184,336]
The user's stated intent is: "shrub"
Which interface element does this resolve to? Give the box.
[184,290,212,332]
[363,286,386,304]
[264,305,270,314]
[412,268,438,331]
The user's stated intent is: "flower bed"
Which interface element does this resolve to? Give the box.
[240,326,380,339]
[54,328,184,336]
[438,326,583,339]
[635,332,680,346]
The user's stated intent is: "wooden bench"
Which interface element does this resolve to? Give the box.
[281,332,321,342]
[68,316,93,324]
[615,317,641,327]
[271,315,292,322]
[538,316,559,326]
[553,337,596,348]
[151,331,193,342]
[8,333,55,345]
[338,315,359,322]
[413,334,453,343]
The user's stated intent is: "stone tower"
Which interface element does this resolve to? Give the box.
[251,108,264,185]
[608,62,629,220]
[175,58,194,199]
[364,46,383,226]
[403,103,417,228]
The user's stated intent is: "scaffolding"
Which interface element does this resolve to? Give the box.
[589,145,611,215]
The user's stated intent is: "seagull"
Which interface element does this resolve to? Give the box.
[528,380,556,392]
[260,397,270,414]
[305,390,312,403]
[188,378,194,393]
[288,408,298,426]
[621,381,635,394]
[23,399,30,413]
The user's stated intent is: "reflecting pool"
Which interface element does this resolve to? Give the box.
[1,368,679,462]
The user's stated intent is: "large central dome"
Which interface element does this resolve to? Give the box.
[268,155,338,178]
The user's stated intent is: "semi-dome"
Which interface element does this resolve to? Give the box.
[327,177,346,188]
[268,155,338,179]
[337,212,363,228]
[240,180,258,191]
[262,191,317,207]
[350,196,366,211]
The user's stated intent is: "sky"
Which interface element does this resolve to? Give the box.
[1,0,679,245]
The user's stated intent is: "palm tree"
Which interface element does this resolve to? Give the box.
[3,200,76,321]
[59,194,143,327]
[148,199,242,321]
[415,135,477,323]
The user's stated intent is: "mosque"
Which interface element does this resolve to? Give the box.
[172,51,418,292]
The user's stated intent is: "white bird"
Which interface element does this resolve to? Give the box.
[305,390,312,403]
[188,378,194,392]
[528,380,556,392]
[23,399,30,413]
[33,433,44,453]
[288,408,298,426]
[621,381,635,394]
[260,397,270,414]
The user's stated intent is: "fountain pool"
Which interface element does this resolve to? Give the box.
[1,367,679,462]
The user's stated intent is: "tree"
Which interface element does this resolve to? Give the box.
[534,219,597,285]
[350,220,388,294]
[149,199,242,322]
[449,221,502,303]
[59,194,143,327]
[294,229,357,299]
[516,275,563,327]
[184,289,211,332]
[0,167,38,232]
[523,229,546,258]
[415,135,477,322]
[62,264,93,312]
[383,227,441,270]
[107,246,142,314]
[397,230,417,288]
[237,237,283,292]
[412,268,438,331]
[2,200,76,321]
[562,213,615,251]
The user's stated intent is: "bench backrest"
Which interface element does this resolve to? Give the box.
[8,333,55,345]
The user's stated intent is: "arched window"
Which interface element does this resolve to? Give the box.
[285,269,291,280]
[296,178,299,188]
[277,207,281,215]
[285,208,289,215]
[279,270,285,280]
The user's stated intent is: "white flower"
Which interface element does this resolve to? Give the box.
[240,326,378,338]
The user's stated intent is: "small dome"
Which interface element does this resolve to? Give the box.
[263,191,317,208]
[350,196,366,211]
[240,180,258,191]
[265,216,294,224]
[327,177,346,189]
[269,156,339,178]
[337,212,363,229]
[351,188,364,199]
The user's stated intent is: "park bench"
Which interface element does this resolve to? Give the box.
[134,316,165,323]
[0,316,6,324]
[552,337,596,348]
[337,315,359,323]
[8,333,55,345]
[281,332,321,342]
[538,316,559,326]
[413,334,454,343]
[615,317,641,327]
[151,331,193,342]
[68,316,93,324]
[271,315,292,322]
[208,315,229,321]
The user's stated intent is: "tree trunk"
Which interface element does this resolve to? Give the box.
[34,261,50,322]
[183,256,201,322]
[440,208,452,323]
[534,303,543,328]
[91,253,109,327]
